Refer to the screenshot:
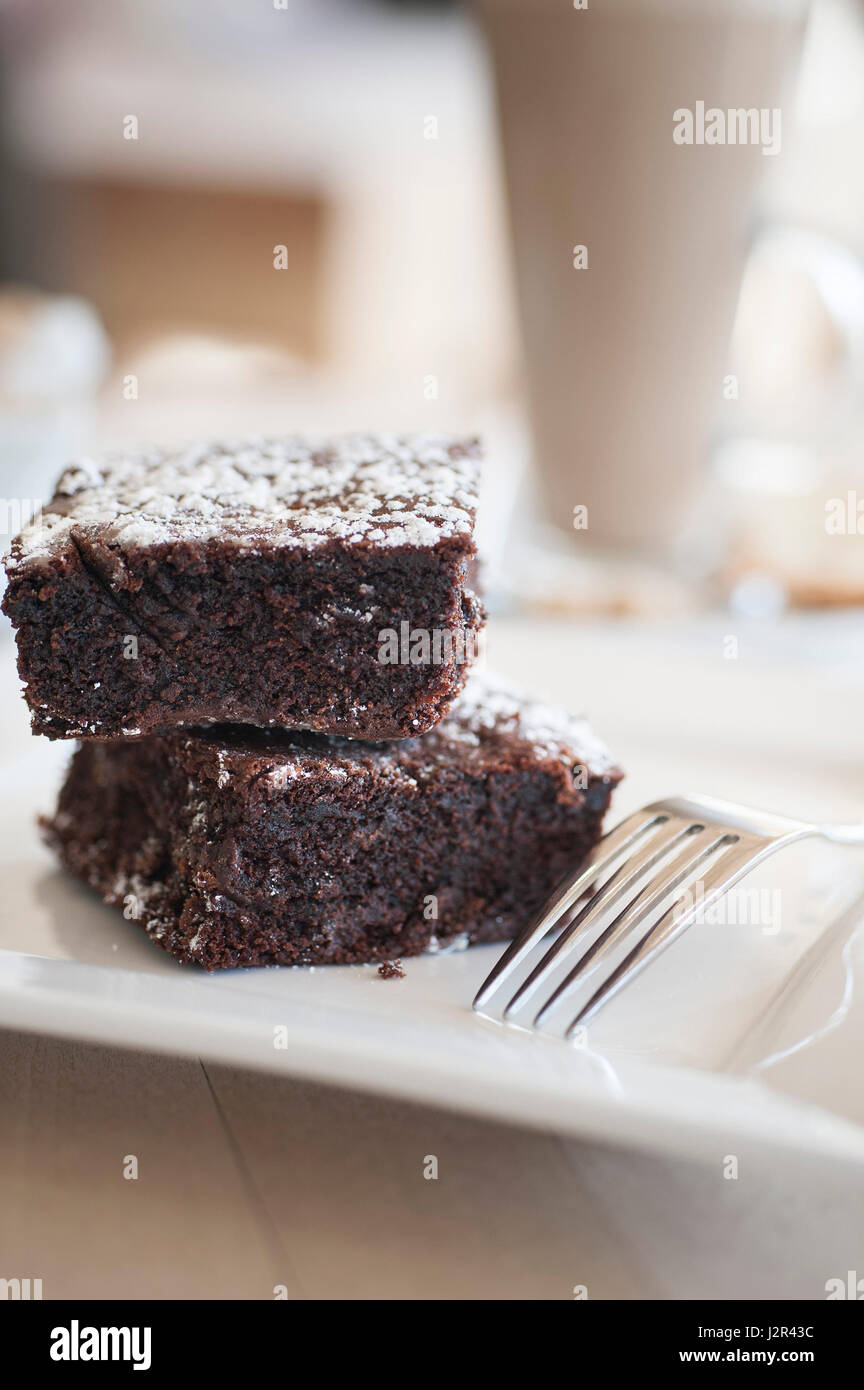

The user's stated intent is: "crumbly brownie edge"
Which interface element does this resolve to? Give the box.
[5,533,485,740]
[42,718,621,970]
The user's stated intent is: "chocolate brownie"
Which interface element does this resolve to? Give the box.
[3,434,484,740]
[43,675,623,970]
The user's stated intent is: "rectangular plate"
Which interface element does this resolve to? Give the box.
[3,617,864,1167]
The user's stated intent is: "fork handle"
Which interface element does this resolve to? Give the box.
[817,823,864,847]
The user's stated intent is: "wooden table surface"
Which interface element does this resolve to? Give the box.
[2,1025,861,1301]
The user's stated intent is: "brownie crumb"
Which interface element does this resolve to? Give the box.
[378,960,405,980]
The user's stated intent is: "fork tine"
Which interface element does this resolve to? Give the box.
[531,830,738,1026]
[502,817,700,1018]
[564,841,759,1036]
[472,811,666,1010]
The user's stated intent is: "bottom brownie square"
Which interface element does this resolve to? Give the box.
[43,675,623,970]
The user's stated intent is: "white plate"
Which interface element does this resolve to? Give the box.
[3,616,864,1168]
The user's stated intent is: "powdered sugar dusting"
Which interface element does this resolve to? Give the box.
[9,433,480,564]
[433,671,620,775]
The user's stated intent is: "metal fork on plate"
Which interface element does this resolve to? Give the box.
[473,794,864,1037]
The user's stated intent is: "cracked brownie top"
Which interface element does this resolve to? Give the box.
[6,433,481,566]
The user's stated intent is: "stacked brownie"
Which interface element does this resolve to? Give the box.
[3,433,623,969]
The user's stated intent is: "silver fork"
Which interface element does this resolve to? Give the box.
[473,794,864,1038]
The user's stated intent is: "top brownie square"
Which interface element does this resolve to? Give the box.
[3,433,484,740]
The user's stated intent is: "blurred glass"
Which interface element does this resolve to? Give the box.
[478,0,809,560]
[715,226,864,610]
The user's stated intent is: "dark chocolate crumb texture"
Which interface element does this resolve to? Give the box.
[3,433,484,740]
[44,674,623,970]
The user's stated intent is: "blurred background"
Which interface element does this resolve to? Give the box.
[1,0,864,622]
